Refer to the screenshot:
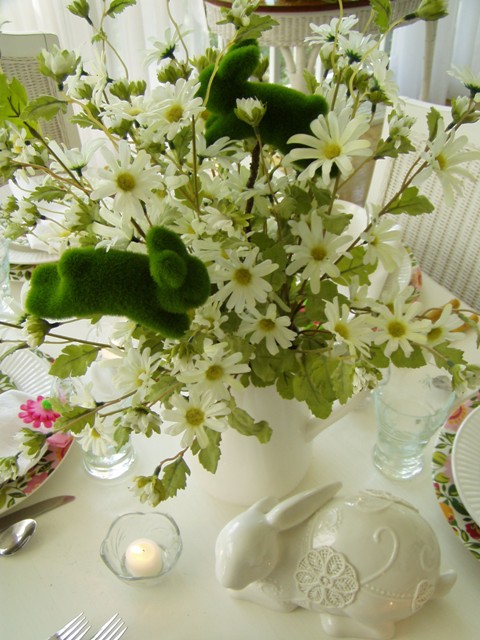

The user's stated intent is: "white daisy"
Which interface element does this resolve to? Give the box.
[162,390,230,449]
[90,140,163,221]
[448,65,480,98]
[324,298,373,356]
[337,30,375,66]
[176,340,250,397]
[140,78,204,140]
[238,303,297,355]
[75,417,116,457]
[362,216,407,273]
[426,303,464,346]
[211,247,278,313]
[369,52,399,104]
[372,298,431,357]
[285,212,352,294]
[107,340,163,404]
[287,109,372,183]
[414,122,480,206]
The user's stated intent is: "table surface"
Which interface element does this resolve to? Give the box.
[1,274,480,640]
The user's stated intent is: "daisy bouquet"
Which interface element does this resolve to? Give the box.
[1,0,479,505]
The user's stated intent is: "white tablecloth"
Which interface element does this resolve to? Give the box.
[1,275,479,640]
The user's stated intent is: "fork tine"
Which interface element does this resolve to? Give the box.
[90,614,127,640]
[49,613,91,640]
[63,617,91,640]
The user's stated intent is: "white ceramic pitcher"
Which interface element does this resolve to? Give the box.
[191,384,367,505]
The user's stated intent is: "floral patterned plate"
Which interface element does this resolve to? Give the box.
[0,350,73,514]
[432,391,480,560]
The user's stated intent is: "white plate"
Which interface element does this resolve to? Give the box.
[0,347,52,396]
[452,405,480,525]
[0,349,73,514]
[9,242,58,265]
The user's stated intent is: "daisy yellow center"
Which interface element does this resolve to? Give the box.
[334,322,350,339]
[311,245,327,261]
[428,327,443,342]
[387,320,406,338]
[116,172,136,191]
[166,104,184,123]
[206,364,224,381]
[186,407,204,427]
[324,142,342,159]
[436,153,447,170]
[259,318,276,332]
[234,267,252,286]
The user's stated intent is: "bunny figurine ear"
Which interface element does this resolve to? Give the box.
[266,482,342,532]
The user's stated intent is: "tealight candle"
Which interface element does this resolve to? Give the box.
[124,538,163,577]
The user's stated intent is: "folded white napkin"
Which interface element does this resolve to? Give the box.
[0,390,48,477]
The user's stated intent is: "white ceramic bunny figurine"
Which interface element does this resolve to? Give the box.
[215,482,456,640]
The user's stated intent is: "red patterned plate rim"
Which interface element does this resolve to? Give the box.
[431,391,480,560]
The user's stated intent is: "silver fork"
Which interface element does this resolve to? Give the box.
[48,613,91,640]
[89,614,127,640]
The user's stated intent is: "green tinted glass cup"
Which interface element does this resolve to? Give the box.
[373,364,456,480]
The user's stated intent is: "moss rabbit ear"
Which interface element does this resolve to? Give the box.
[146,226,189,288]
[217,40,261,82]
[149,250,187,289]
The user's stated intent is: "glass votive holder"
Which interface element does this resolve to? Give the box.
[100,512,182,586]
[372,364,456,480]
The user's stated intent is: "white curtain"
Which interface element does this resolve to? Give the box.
[0,0,209,83]
[390,0,480,104]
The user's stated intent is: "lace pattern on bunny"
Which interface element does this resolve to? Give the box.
[295,547,359,608]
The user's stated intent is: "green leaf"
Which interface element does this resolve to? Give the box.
[106,0,137,17]
[390,345,427,368]
[49,344,100,378]
[22,96,68,122]
[197,429,222,473]
[20,428,48,457]
[29,185,67,203]
[233,14,279,42]
[433,471,450,484]
[371,0,392,32]
[229,407,272,443]
[432,342,466,367]
[0,372,16,393]
[385,186,435,216]
[432,450,447,467]
[49,403,96,434]
[160,457,190,499]
[70,112,103,131]
[336,246,375,286]
[374,136,415,159]
[0,75,28,126]
[427,107,442,141]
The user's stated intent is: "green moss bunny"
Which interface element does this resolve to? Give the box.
[26,226,210,338]
[197,39,328,155]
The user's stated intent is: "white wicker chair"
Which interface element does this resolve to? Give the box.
[367,97,480,312]
[203,0,433,94]
[0,32,80,149]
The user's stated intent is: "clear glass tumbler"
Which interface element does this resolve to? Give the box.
[373,364,456,480]
[83,439,135,479]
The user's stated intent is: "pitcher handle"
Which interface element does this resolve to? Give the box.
[304,389,370,442]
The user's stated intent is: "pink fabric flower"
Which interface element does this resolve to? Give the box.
[18,396,60,429]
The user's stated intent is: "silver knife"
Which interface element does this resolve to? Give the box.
[0,495,75,532]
